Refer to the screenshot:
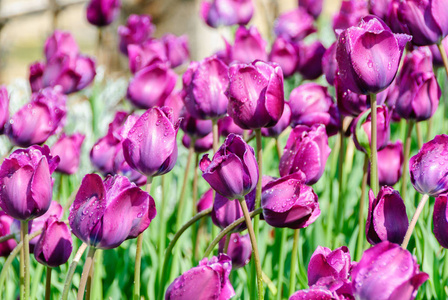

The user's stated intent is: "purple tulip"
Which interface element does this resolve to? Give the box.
[197,188,214,213]
[51,133,85,175]
[336,15,411,95]
[261,102,291,138]
[128,40,168,74]
[180,113,213,139]
[279,124,331,185]
[335,75,369,117]
[212,190,255,232]
[218,233,251,269]
[215,38,233,65]
[112,147,147,187]
[6,87,67,147]
[232,26,268,64]
[165,254,235,299]
[0,145,59,221]
[69,174,156,249]
[433,194,448,248]
[369,140,404,187]
[162,34,190,68]
[274,8,316,42]
[289,83,341,137]
[429,36,448,67]
[385,0,406,34]
[366,187,408,245]
[299,0,323,19]
[296,41,326,80]
[0,211,17,257]
[118,14,155,56]
[289,288,340,300]
[123,107,180,178]
[369,0,390,20]
[398,0,448,46]
[200,134,258,199]
[200,0,254,28]
[262,173,320,229]
[352,241,428,300]
[227,60,284,130]
[86,0,121,27]
[332,0,369,32]
[44,30,79,61]
[322,42,338,86]
[163,90,185,121]
[409,135,448,196]
[181,56,229,120]
[218,116,244,137]
[0,86,9,134]
[182,133,213,153]
[268,37,299,78]
[34,216,72,267]
[29,61,45,93]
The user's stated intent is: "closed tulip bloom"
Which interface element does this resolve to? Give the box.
[352,241,428,300]
[86,0,121,27]
[200,134,258,199]
[366,187,408,245]
[166,254,235,299]
[268,37,299,78]
[128,40,168,74]
[429,36,448,66]
[369,140,404,187]
[218,115,244,137]
[433,194,448,248]
[197,188,214,213]
[385,0,406,34]
[335,75,369,117]
[212,190,255,232]
[162,34,190,68]
[274,8,316,42]
[123,107,180,177]
[181,56,229,120]
[227,60,284,129]
[299,0,323,19]
[409,135,448,196]
[398,0,448,46]
[163,90,185,121]
[332,0,369,32]
[369,0,390,20]
[296,41,326,80]
[181,114,213,139]
[112,147,147,187]
[127,63,177,109]
[218,233,251,269]
[0,211,17,257]
[182,133,213,153]
[322,42,338,86]
[307,246,351,287]
[261,102,291,138]
[118,14,155,56]
[44,30,79,61]
[69,174,156,249]
[262,173,320,229]
[200,0,254,28]
[232,26,268,64]
[289,83,341,137]
[51,133,85,174]
[279,124,331,185]
[34,216,72,267]
[0,86,8,134]
[29,61,45,93]
[336,15,411,95]
[0,145,59,221]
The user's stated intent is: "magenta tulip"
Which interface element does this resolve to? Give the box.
[232,26,268,64]
[197,188,214,213]
[296,41,326,80]
[162,34,190,68]
[51,133,85,175]
[212,190,255,232]
[274,8,316,42]
[261,102,291,138]
[0,211,17,257]
[268,37,299,78]
[335,75,369,117]
[299,0,323,19]
[118,14,155,56]
[433,194,448,248]
[86,0,121,27]
[128,40,168,74]
[0,86,9,134]
[200,0,254,28]
[44,30,79,61]
[369,140,404,187]
[29,61,45,93]
[322,42,338,86]
[332,0,369,32]
[182,133,213,153]
[218,116,244,137]
[218,233,251,269]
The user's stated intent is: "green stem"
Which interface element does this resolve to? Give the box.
[416,122,423,149]
[86,251,95,300]
[438,42,448,82]
[0,233,14,243]
[356,156,369,261]
[275,136,283,160]
[223,234,231,253]
[192,153,200,216]
[20,220,30,300]
[212,119,219,154]
[276,229,287,300]
[336,125,345,231]
[77,247,96,300]
[177,142,195,227]
[45,267,52,300]
[401,194,430,249]
[61,242,88,300]
[369,93,379,195]
[401,120,415,202]
[289,229,300,296]
[30,262,44,300]
[253,129,263,300]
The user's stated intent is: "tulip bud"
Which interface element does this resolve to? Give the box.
[29,61,45,93]
[268,37,299,78]
[0,145,59,221]
[227,60,284,129]
[368,140,403,187]
[34,216,72,267]
[212,190,255,232]
[86,0,121,27]
[261,102,291,138]
[118,14,155,56]
[181,56,229,120]
[232,26,268,64]
[200,134,258,199]
[197,188,214,213]
[70,174,156,249]
[279,124,331,185]
[274,8,316,42]
[409,134,448,196]
[166,254,235,299]
[200,0,254,28]
[335,75,369,117]
[128,40,168,74]
[218,233,251,269]
[218,116,244,137]
[289,83,341,137]
[162,34,190,68]
[352,241,428,299]
[51,133,85,175]
[0,86,8,134]
[123,107,180,178]
[182,133,213,153]
[336,16,411,95]
[433,194,448,248]
[0,211,17,257]
[296,41,326,80]
[332,0,369,32]
[322,42,338,86]
[44,30,79,61]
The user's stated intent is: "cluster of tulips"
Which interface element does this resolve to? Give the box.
[2,0,448,299]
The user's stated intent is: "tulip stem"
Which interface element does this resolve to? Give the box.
[416,122,423,149]
[158,207,213,300]
[275,136,283,160]
[356,156,369,261]
[401,194,430,249]
[289,229,300,296]
[77,247,96,300]
[0,233,14,243]
[401,120,415,202]
[20,220,30,300]
[276,229,287,300]
[437,42,448,83]
[61,242,88,300]
[192,153,200,216]
[223,234,231,253]
[176,142,195,230]
[254,129,263,300]
[86,251,95,300]
[369,93,379,195]
[238,198,264,300]
[336,124,345,231]
[212,119,219,153]
[45,267,52,300]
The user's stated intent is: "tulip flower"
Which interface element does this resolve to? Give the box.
[261,102,291,138]
[299,0,323,19]
[336,15,411,95]
[322,42,338,86]
[307,246,351,287]
[218,233,251,269]
[227,60,284,130]
[296,41,326,80]
[218,116,244,137]
[0,145,59,221]
[200,134,258,199]
[0,86,9,134]
[181,56,229,120]
[29,61,45,93]
[51,133,85,175]
[398,0,448,46]
[127,40,168,74]
[332,0,369,32]
[0,211,17,257]
[44,30,79,61]
[162,34,190,68]
[274,8,316,42]
[69,174,156,249]
[289,288,339,300]
[165,254,235,299]
[212,190,255,232]
[6,87,67,147]
[180,113,213,139]
[289,83,340,137]
[200,0,254,28]
[232,26,268,64]
[34,216,73,267]
[86,0,121,27]
[352,241,428,300]
[118,14,155,56]
[367,140,404,187]
[268,37,299,78]
[429,36,448,67]
[123,107,180,178]
[385,0,406,34]
[163,90,184,121]
[279,124,331,185]
[182,133,213,153]
[409,134,448,196]
[197,188,214,213]
[433,194,448,248]
[335,75,369,117]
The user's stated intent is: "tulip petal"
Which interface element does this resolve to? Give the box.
[433,195,448,248]
[29,157,53,218]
